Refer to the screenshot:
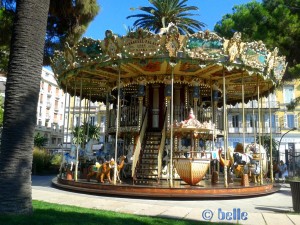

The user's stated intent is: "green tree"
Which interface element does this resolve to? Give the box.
[127,0,205,34]
[0,0,99,71]
[0,2,14,73]
[34,133,48,148]
[214,0,300,81]
[72,123,101,146]
[257,135,279,160]
[0,0,99,215]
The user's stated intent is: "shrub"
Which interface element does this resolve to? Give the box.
[32,147,52,174]
[51,153,62,167]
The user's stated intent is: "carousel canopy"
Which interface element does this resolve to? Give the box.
[51,25,287,104]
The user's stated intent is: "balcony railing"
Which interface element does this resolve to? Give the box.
[229,101,280,109]
[228,126,281,134]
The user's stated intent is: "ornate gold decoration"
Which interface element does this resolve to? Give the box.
[223,32,245,62]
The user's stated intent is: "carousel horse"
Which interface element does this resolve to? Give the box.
[86,158,114,183]
[218,147,254,178]
[99,159,114,183]
[244,143,268,183]
[59,145,76,177]
[86,155,127,183]
[115,155,127,182]
[86,162,102,182]
[232,152,255,178]
[218,148,235,182]
[218,148,234,168]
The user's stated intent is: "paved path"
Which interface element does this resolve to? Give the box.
[32,175,300,225]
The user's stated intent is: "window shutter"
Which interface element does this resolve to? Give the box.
[275,115,279,130]
[228,114,232,127]
[246,114,250,127]
[284,113,287,128]
[295,113,298,128]
[264,114,269,128]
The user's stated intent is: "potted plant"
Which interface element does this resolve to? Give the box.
[288,177,300,213]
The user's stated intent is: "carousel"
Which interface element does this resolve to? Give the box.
[51,25,286,198]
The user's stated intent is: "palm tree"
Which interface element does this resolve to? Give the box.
[0,0,50,214]
[127,0,205,34]
[72,123,101,146]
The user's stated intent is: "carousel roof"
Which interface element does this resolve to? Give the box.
[51,25,287,104]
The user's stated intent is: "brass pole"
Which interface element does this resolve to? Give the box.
[242,73,246,151]
[223,67,228,187]
[257,75,263,184]
[114,63,121,185]
[268,85,274,182]
[169,61,176,187]
[75,79,83,181]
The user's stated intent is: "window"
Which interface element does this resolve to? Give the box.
[55,100,59,110]
[75,97,81,107]
[232,115,239,128]
[283,86,294,104]
[90,116,95,125]
[40,94,43,103]
[75,116,80,126]
[249,114,257,128]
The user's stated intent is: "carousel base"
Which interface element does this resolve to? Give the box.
[52,176,280,199]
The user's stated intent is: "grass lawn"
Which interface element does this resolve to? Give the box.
[0,200,234,225]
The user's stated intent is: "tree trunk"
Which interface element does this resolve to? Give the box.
[0,0,49,214]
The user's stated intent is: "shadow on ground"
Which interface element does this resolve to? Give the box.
[0,201,233,225]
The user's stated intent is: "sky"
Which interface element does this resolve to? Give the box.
[84,0,261,40]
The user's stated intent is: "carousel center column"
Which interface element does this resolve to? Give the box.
[165,83,171,127]
[138,84,145,129]
[193,84,200,120]
[174,84,181,121]
[212,83,219,126]
[152,84,160,128]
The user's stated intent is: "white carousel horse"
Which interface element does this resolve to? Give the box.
[245,143,268,183]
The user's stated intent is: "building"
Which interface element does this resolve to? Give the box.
[227,93,280,148]
[274,80,300,174]
[35,68,66,149]
[226,79,300,175]
[64,95,106,147]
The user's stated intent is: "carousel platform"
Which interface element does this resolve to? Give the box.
[52,176,279,199]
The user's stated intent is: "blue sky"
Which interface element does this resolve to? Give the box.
[84,0,261,39]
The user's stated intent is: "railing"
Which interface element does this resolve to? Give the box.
[109,105,139,128]
[131,109,148,178]
[173,105,213,124]
[228,126,281,134]
[157,108,167,179]
[173,105,223,131]
[229,101,280,109]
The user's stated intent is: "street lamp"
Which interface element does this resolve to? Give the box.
[277,127,296,162]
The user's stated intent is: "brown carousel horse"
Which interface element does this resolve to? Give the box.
[86,156,126,183]
[86,162,105,182]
